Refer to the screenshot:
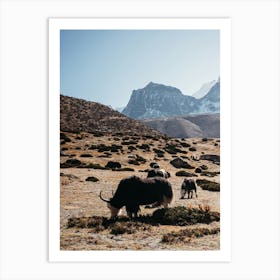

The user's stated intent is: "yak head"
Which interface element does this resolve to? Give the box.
[99,191,121,218]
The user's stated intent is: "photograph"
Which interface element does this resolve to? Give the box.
[59,28,222,251]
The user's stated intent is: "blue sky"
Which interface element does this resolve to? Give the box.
[60,30,219,108]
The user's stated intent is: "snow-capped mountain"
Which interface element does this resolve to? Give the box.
[192,80,217,99]
[122,82,199,119]
[122,80,220,119]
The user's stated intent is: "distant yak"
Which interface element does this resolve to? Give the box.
[180,178,198,199]
[99,175,173,218]
[147,168,170,179]
[147,163,170,179]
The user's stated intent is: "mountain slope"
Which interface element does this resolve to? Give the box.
[142,113,220,138]
[60,95,162,137]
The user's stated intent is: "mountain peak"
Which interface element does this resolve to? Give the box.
[146,81,156,87]
[123,80,220,119]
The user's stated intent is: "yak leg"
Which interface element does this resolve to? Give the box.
[195,189,198,198]
[126,204,140,219]
[180,189,186,199]
[162,195,172,208]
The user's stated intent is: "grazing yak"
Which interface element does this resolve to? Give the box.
[99,175,173,218]
[147,168,170,179]
[180,178,198,199]
[147,163,170,179]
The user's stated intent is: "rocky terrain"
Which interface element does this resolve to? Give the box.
[60,132,220,250]
[122,79,220,119]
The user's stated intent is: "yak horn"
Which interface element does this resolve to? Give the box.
[112,190,115,196]
[99,191,110,203]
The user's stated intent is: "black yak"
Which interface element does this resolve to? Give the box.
[147,168,170,179]
[99,175,173,218]
[180,178,198,199]
[147,163,170,179]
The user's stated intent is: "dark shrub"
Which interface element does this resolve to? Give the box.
[189,147,197,152]
[135,155,146,163]
[200,154,220,163]
[164,144,180,154]
[81,163,107,170]
[201,171,219,177]
[60,159,81,168]
[170,158,194,169]
[112,167,135,172]
[152,206,220,226]
[196,179,220,191]
[175,171,197,177]
[80,153,93,157]
[85,176,99,182]
[161,227,220,243]
[105,161,122,169]
[137,144,150,151]
[195,167,202,173]
[121,140,138,145]
[128,160,140,165]
[153,148,165,156]
[60,132,71,142]
[181,142,191,148]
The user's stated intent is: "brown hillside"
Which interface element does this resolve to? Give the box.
[60,95,163,137]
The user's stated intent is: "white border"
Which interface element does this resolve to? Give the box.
[49,18,231,262]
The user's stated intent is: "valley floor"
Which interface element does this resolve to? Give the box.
[59,132,220,250]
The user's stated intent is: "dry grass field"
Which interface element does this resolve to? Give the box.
[60,131,220,250]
